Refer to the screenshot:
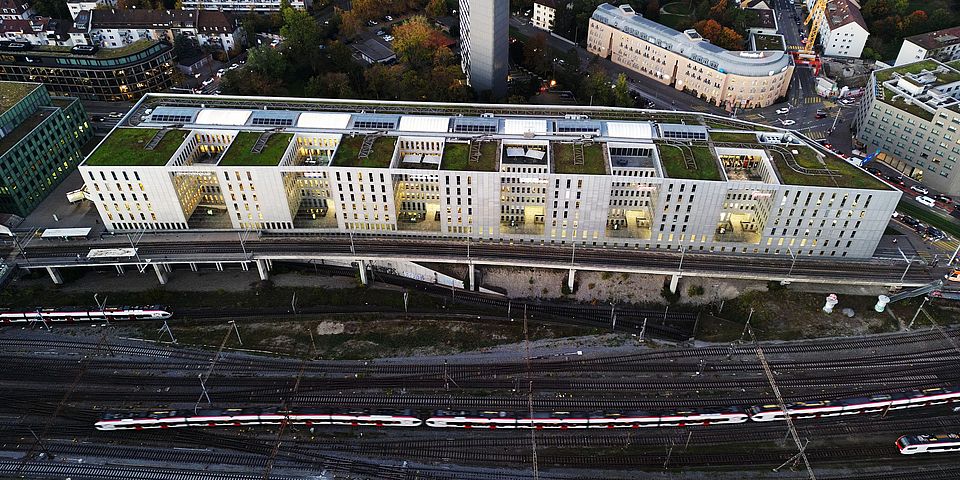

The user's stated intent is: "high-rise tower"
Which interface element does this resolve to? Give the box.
[458,0,508,99]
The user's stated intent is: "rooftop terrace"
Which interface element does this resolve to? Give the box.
[85,128,188,167]
[656,143,723,181]
[875,59,941,84]
[219,132,293,167]
[880,87,935,121]
[552,142,607,175]
[27,39,162,59]
[0,82,37,116]
[752,33,785,51]
[333,135,396,168]
[769,146,888,189]
[441,141,499,171]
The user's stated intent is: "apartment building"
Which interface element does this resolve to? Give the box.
[586,3,794,110]
[0,82,92,216]
[532,0,557,32]
[0,16,72,45]
[0,0,33,20]
[854,59,960,195]
[458,0,508,98]
[182,0,310,13]
[78,94,898,259]
[73,9,244,51]
[896,27,960,67]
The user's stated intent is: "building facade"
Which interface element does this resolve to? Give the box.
[458,0,508,98]
[0,40,174,101]
[181,0,310,13]
[78,95,898,259]
[896,27,960,67]
[0,82,92,216]
[587,3,794,110]
[855,59,960,195]
[0,0,33,20]
[65,9,244,52]
[532,1,557,32]
[804,0,868,58]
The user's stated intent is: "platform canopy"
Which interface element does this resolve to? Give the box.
[41,227,91,239]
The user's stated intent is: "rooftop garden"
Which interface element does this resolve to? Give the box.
[440,141,499,171]
[752,33,785,51]
[219,132,292,167]
[875,59,940,83]
[770,146,888,190]
[0,82,37,115]
[84,128,188,167]
[657,143,723,181]
[710,131,760,143]
[333,135,396,168]
[35,39,160,59]
[552,142,607,175]
[881,87,934,122]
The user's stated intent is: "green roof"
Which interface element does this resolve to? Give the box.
[880,87,934,121]
[219,132,292,167]
[657,143,723,181]
[30,39,161,59]
[770,146,888,189]
[441,141,498,171]
[710,131,759,143]
[875,59,940,83]
[333,135,396,168]
[85,128,188,167]
[0,82,38,115]
[552,142,607,175]
[752,33,784,51]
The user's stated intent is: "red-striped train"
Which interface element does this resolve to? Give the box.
[0,307,171,323]
[96,385,960,431]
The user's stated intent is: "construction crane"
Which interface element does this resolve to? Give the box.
[794,0,826,75]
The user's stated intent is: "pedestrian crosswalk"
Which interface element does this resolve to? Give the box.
[807,130,828,140]
[788,45,802,51]
[804,96,822,104]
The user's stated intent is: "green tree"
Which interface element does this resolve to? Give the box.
[280,5,321,66]
[246,45,287,78]
[522,32,550,75]
[392,16,437,67]
[306,72,356,98]
[612,73,632,108]
[427,0,447,17]
[172,34,202,60]
[583,69,612,106]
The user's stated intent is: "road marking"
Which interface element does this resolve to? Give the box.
[804,97,822,104]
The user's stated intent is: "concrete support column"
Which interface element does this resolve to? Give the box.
[256,259,270,281]
[240,261,249,271]
[669,274,680,294]
[153,263,168,285]
[215,262,224,272]
[46,266,63,285]
[468,262,476,291]
[358,260,369,285]
[567,268,576,291]
[115,264,124,275]
[189,262,198,272]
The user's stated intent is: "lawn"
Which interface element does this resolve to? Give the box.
[219,132,292,167]
[710,131,759,143]
[84,128,188,167]
[657,143,723,181]
[875,59,940,83]
[0,82,38,114]
[770,147,888,189]
[552,142,607,175]
[441,142,499,171]
[333,135,396,168]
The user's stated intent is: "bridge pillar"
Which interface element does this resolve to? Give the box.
[669,274,680,294]
[46,266,63,285]
[189,262,198,272]
[256,259,270,281]
[153,263,168,285]
[115,264,124,275]
[567,268,576,292]
[240,261,249,271]
[874,295,890,313]
[215,262,224,272]
[358,260,369,285]
[468,262,476,291]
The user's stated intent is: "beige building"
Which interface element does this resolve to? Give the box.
[587,3,794,110]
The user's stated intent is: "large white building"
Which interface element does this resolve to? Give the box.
[855,59,960,195]
[587,4,794,110]
[79,95,898,259]
[896,27,960,67]
[532,0,557,32]
[804,0,868,58]
[458,0,508,98]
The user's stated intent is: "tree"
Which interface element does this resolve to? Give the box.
[245,45,287,78]
[306,72,356,98]
[173,34,202,60]
[582,69,612,106]
[612,73,632,108]
[693,19,744,51]
[280,5,321,66]
[392,16,438,67]
[523,32,550,75]
[427,0,447,18]
[645,0,661,22]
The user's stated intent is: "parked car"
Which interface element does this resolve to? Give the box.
[376,29,385,36]
[201,77,214,87]
[776,107,790,114]
[383,35,394,42]
[926,226,946,240]
[229,63,240,70]
[216,68,226,77]
[901,216,920,228]
[910,184,929,195]
[935,194,952,204]
[781,119,796,126]
[368,19,378,26]
[385,15,393,21]
[885,174,904,185]
[916,195,936,207]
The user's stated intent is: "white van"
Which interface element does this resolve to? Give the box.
[916,195,936,207]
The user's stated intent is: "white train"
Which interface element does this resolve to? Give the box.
[0,306,171,323]
[897,433,960,454]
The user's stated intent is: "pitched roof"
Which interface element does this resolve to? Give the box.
[825,0,867,31]
[905,27,960,51]
[90,8,198,29]
[196,10,236,33]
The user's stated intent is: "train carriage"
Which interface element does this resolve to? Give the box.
[897,433,960,454]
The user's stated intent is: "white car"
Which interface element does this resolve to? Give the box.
[776,107,790,115]
[781,119,796,126]
[910,185,929,195]
[216,68,226,77]
[201,78,214,87]
[383,35,394,42]
[229,63,239,70]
